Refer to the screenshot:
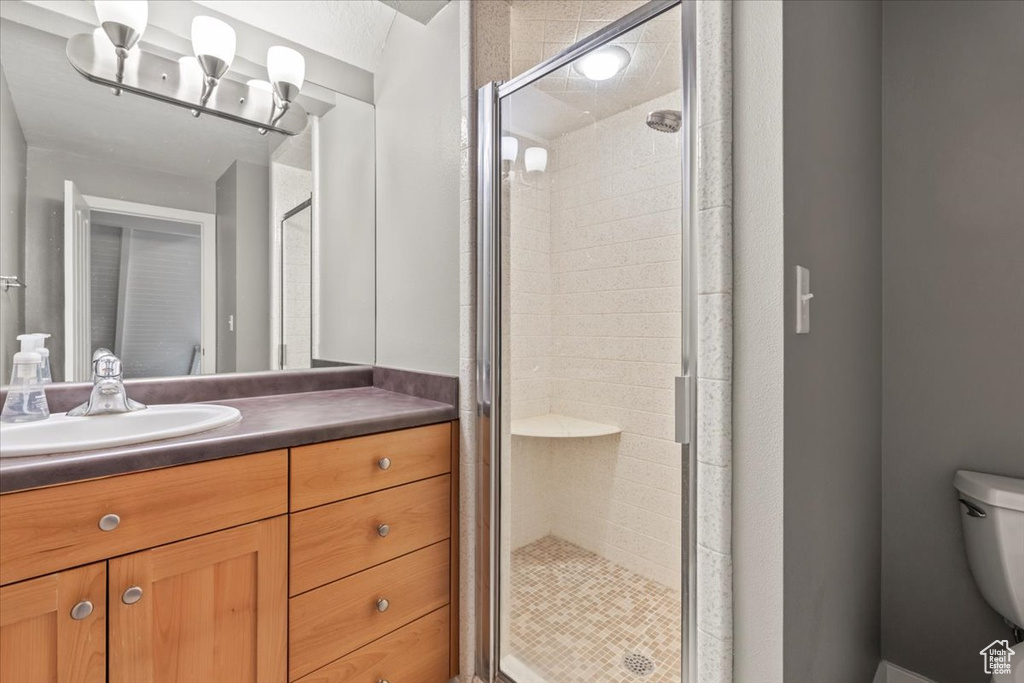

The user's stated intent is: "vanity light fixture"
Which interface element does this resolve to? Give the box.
[265,46,305,131]
[94,0,148,95]
[574,45,631,81]
[66,0,308,135]
[524,147,548,173]
[501,136,519,163]
[190,16,236,112]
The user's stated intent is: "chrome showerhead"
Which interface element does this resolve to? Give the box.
[646,109,682,133]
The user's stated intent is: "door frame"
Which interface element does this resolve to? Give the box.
[474,1,698,681]
[71,195,217,376]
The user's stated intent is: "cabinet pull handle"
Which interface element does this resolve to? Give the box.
[378,679,391,683]
[70,600,93,620]
[376,598,389,613]
[378,457,391,471]
[377,523,390,538]
[98,514,121,531]
[122,586,143,605]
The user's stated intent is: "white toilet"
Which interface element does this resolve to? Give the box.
[955,470,1024,683]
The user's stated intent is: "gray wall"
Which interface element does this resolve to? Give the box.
[0,67,26,383]
[23,148,214,381]
[783,2,882,682]
[215,160,271,373]
[881,2,1024,681]
[374,4,459,375]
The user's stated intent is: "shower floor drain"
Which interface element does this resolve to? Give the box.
[622,652,656,677]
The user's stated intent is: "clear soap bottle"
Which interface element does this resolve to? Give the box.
[1,345,50,423]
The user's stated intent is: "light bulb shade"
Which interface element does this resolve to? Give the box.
[501,136,519,163]
[192,16,235,74]
[574,45,630,81]
[95,1,148,34]
[267,46,305,94]
[525,147,548,172]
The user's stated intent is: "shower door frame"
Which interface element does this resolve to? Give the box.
[278,196,313,369]
[476,1,699,681]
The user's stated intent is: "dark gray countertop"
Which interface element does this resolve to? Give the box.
[0,386,456,493]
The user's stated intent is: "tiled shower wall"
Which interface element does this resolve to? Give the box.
[460,1,734,681]
[271,162,312,368]
[507,90,686,592]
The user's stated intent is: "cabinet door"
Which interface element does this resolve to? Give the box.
[108,516,287,683]
[0,562,106,683]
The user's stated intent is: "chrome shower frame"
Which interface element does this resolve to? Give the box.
[476,1,699,681]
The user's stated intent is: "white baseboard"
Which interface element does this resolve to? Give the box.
[874,660,940,683]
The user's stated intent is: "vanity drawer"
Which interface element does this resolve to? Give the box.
[289,540,449,681]
[290,474,451,595]
[294,606,449,683]
[290,423,451,510]
[0,450,288,586]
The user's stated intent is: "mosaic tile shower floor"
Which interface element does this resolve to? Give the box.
[509,536,683,682]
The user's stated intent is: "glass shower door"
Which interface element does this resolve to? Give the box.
[478,2,696,682]
[280,197,312,369]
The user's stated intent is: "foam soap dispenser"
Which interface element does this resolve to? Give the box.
[17,333,52,383]
[1,337,51,423]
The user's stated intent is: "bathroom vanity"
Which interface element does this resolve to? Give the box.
[0,367,459,683]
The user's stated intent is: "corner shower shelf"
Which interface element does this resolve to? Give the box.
[510,413,621,438]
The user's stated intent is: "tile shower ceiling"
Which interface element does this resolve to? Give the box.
[510,0,682,130]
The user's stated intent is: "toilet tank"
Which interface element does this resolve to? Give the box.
[955,470,1024,629]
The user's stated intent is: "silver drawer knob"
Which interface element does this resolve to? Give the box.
[376,598,389,613]
[98,514,121,532]
[377,457,391,471]
[377,524,390,538]
[379,680,390,683]
[70,600,93,620]
[122,586,143,605]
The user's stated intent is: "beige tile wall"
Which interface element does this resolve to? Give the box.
[505,89,685,591]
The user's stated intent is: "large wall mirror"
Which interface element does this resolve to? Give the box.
[0,1,379,383]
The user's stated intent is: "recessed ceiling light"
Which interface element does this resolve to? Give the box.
[573,45,631,81]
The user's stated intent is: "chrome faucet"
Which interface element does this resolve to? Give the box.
[67,349,147,416]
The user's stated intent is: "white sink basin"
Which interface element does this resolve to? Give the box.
[0,404,241,458]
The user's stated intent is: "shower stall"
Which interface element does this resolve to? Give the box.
[477,1,697,681]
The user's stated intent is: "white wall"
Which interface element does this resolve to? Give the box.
[374,4,460,375]
[732,0,785,680]
[0,67,27,383]
[318,95,376,365]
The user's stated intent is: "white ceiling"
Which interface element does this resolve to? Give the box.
[193,0,397,74]
[0,19,276,181]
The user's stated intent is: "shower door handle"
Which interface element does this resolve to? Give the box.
[675,375,692,445]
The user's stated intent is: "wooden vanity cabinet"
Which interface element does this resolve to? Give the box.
[0,421,458,683]
[0,562,106,683]
[108,517,287,683]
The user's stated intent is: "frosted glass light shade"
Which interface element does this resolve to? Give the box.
[95,1,148,34]
[178,56,204,81]
[191,16,235,67]
[501,136,519,163]
[525,147,547,172]
[574,45,630,81]
[267,46,305,90]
